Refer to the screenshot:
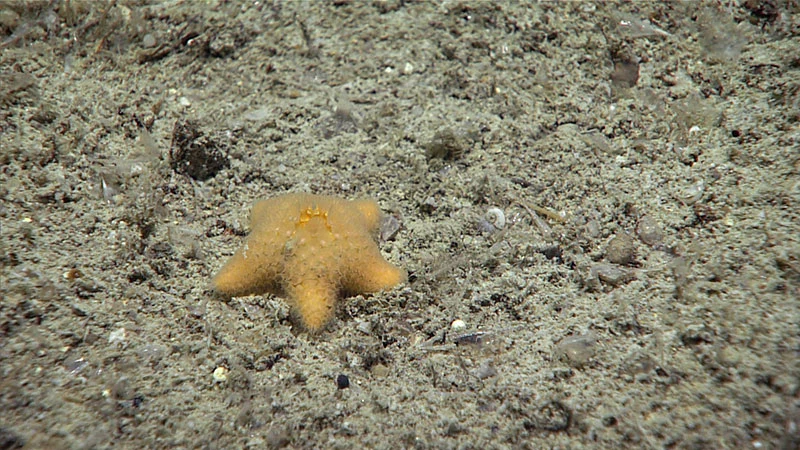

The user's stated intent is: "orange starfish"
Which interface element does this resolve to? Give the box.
[213,193,406,332]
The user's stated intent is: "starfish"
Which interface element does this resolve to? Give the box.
[212,193,406,332]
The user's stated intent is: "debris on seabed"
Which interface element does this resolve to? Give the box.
[616,16,671,39]
[417,326,519,352]
[554,333,597,368]
[108,327,127,346]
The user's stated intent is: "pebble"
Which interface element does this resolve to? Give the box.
[555,333,596,367]
[142,33,156,48]
[108,327,127,345]
[356,320,373,335]
[371,364,389,378]
[336,374,350,389]
[592,264,632,286]
[606,233,635,265]
[637,215,664,245]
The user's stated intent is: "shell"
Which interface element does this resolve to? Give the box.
[485,207,506,230]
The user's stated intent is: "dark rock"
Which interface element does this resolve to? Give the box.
[170,120,229,181]
[336,374,350,389]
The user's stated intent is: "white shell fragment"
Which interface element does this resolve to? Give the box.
[450,319,467,332]
[485,207,506,230]
[212,366,229,383]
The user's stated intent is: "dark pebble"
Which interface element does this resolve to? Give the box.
[336,374,350,389]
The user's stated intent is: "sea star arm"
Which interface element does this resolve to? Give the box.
[212,236,283,298]
[340,241,406,295]
[286,277,338,332]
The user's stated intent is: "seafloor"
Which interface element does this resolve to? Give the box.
[1,1,798,449]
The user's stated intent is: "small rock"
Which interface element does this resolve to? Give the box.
[336,374,350,389]
[425,129,466,160]
[108,327,127,345]
[606,233,635,266]
[264,426,290,449]
[637,215,664,245]
[371,364,389,378]
[170,120,229,181]
[142,33,156,48]
[554,333,596,367]
[355,320,373,335]
[591,264,633,286]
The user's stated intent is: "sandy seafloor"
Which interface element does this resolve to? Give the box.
[1,1,799,449]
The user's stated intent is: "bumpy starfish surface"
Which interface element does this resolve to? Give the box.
[213,193,406,332]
